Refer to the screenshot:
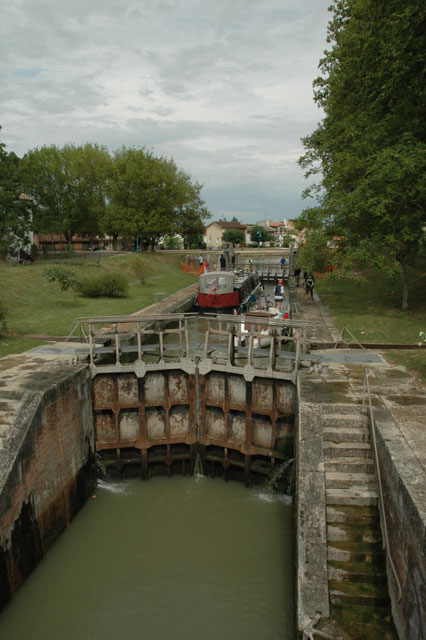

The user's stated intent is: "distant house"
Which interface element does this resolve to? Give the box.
[255,219,284,246]
[34,234,106,252]
[204,221,248,248]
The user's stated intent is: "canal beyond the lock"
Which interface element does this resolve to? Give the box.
[0,476,294,640]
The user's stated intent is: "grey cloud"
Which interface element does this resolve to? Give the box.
[1,0,331,221]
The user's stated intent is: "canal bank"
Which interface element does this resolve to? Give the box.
[0,353,95,609]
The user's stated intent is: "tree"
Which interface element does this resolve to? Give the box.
[44,266,79,302]
[108,148,175,251]
[22,143,111,245]
[299,0,426,309]
[249,226,273,245]
[108,147,209,251]
[296,229,334,274]
[280,231,294,248]
[222,229,244,245]
[174,180,210,249]
[0,128,33,256]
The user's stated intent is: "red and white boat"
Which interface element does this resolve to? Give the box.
[197,271,260,314]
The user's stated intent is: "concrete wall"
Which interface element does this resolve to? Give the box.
[374,406,426,640]
[0,365,95,610]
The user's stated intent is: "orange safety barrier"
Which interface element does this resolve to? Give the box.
[180,261,200,277]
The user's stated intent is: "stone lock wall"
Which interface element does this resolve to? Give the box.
[374,406,426,640]
[0,365,95,610]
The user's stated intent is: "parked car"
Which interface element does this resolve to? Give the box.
[89,245,106,251]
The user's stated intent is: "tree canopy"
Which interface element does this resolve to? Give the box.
[23,143,111,243]
[249,226,273,245]
[222,228,245,245]
[11,141,210,252]
[298,0,426,309]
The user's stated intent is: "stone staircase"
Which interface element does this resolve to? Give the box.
[322,405,398,638]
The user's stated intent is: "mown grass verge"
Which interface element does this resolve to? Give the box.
[0,253,196,358]
[314,257,426,381]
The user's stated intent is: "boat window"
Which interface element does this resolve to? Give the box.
[217,277,228,289]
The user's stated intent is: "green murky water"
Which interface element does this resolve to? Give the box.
[0,477,294,640]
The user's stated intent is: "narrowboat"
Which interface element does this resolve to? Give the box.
[197,271,260,314]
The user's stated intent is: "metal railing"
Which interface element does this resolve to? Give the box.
[362,367,402,603]
[334,326,365,349]
[67,313,317,374]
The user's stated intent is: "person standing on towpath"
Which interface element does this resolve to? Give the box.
[274,279,286,310]
[305,274,315,301]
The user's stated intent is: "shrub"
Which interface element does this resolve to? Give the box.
[162,234,181,250]
[44,266,80,302]
[132,257,147,285]
[77,273,129,298]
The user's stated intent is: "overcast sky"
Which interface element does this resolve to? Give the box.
[1,0,330,223]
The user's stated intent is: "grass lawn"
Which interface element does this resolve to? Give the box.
[0,253,196,358]
[314,258,426,381]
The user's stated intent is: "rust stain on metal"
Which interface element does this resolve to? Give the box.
[93,366,296,478]
[92,376,114,409]
[117,374,138,407]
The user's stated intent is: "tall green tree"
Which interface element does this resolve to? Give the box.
[108,147,209,251]
[249,225,273,245]
[0,128,32,256]
[222,229,245,245]
[175,181,210,248]
[22,143,110,244]
[298,0,426,309]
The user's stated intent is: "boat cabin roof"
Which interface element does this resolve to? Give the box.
[199,272,235,294]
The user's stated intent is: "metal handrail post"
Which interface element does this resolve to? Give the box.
[137,323,142,361]
[89,325,94,365]
[114,323,120,365]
